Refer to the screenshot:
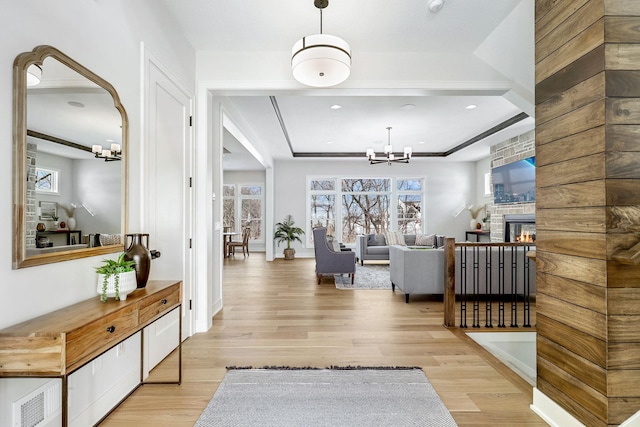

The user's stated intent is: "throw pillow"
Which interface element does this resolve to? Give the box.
[415,233,436,247]
[331,240,341,252]
[436,235,446,248]
[385,231,406,246]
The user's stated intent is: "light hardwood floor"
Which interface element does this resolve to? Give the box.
[103,255,545,426]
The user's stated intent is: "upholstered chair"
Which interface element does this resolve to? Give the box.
[312,227,356,285]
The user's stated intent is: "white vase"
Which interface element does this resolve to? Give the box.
[96,271,137,301]
[470,219,478,230]
[67,217,76,230]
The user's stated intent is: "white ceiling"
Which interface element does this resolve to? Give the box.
[171,1,535,169]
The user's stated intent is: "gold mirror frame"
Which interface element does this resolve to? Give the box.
[13,45,128,268]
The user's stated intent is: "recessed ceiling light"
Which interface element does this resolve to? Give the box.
[68,101,85,108]
[428,0,445,13]
[330,104,342,110]
[465,104,477,110]
[418,141,426,144]
[327,141,334,145]
[400,104,416,111]
[373,140,384,145]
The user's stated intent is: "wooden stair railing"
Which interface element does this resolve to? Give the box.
[443,238,535,329]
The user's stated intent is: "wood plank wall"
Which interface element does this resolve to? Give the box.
[536,0,640,425]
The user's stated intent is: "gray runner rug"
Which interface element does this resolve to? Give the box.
[334,264,391,290]
[194,368,458,427]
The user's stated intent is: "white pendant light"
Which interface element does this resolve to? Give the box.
[291,0,351,88]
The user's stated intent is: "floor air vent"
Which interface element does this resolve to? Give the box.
[13,380,61,427]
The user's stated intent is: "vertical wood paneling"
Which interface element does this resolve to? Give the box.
[536,74,605,126]
[605,16,640,42]
[536,291,607,338]
[537,377,607,427]
[537,314,606,367]
[605,0,640,15]
[537,357,608,421]
[536,0,604,63]
[531,1,640,425]
[537,181,606,208]
[536,18,604,83]
[535,100,605,145]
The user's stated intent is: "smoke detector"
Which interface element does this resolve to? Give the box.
[428,0,445,12]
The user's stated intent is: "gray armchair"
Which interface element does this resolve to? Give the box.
[312,227,356,285]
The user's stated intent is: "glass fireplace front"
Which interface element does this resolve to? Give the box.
[504,214,535,242]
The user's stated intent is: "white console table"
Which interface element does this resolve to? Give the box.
[0,280,182,426]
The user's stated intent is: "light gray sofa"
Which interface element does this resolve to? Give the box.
[355,233,445,266]
[389,245,536,303]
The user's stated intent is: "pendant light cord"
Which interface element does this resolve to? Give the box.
[320,8,323,34]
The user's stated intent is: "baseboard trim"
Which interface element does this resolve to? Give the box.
[530,387,584,427]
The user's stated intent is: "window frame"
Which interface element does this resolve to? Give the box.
[34,166,60,194]
[223,183,265,243]
[306,175,426,246]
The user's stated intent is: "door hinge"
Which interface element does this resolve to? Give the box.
[189,299,192,310]
[189,116,193,127]
[189,177,193,187]
[189,238,192,249]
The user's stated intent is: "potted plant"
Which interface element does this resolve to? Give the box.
[274,215,305,260]
[95,253,137,302]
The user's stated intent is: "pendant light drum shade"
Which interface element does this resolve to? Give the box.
[292,34,351,87]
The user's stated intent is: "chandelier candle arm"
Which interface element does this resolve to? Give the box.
[92,143,122,162]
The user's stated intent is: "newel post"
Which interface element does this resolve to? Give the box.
[443,237,456,327]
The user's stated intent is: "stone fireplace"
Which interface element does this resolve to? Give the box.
[504,214,535,243]
[488,130,535,242]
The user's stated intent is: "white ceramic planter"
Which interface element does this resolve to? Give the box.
[96,270,137,301]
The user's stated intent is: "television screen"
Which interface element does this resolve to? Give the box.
[492,157,535,204]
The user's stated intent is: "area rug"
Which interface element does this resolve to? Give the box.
[194,367,457,427]
[334,264,391,290]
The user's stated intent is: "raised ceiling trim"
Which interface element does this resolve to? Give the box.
[269,96,295,157]
[291,112,529,158]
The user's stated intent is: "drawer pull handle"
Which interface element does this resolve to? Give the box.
[161,299,168,304]
[106,326,116,333]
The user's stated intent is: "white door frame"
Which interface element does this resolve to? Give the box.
[141,43,195,340]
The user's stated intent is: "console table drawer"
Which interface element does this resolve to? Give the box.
[138,285,181,325]
[66,304,138,370]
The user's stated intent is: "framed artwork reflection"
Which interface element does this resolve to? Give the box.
[39,201,57,220]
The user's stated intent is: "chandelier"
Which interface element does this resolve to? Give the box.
[366,127,412,166]
[291,0,351,87]
[92,143,121,162]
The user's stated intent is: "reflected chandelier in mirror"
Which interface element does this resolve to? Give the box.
[13,45,128,269]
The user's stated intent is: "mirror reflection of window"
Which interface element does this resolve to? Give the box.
[34,167,59,193]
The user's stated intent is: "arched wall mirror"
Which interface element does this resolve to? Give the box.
[13,45,128,269]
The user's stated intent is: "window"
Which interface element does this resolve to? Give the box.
[342,178,391,243]
[397,179,422,234]
[223,185,235,231]
[34,167,59,194]
[307,176,425,245]
[223,183,264,242]
[484,172,492,196]
[240,185,263,240]
[309,178,337,237]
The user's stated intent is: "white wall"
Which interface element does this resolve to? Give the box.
[0,1,194,329]
[273,159,476,258]
[474,156,493,220]
[73,159,122,235]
